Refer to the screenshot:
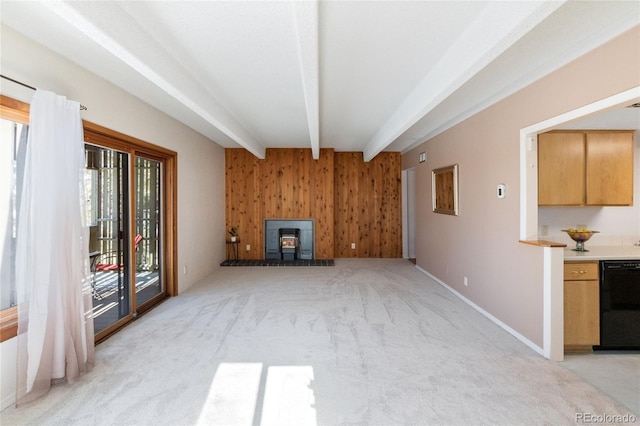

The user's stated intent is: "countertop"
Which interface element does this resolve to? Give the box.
[564,245,640,261]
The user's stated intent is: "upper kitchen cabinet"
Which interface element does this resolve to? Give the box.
[585,132,634,205]
[538,132,585,206]
[538,130,634,206]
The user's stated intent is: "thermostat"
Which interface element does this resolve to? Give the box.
[497,184,506,199]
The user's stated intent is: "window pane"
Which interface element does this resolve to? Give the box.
[83,168,98,227]
[0,118,28,311]
[135,156,162,305]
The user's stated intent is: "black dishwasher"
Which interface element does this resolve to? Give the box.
[596,260,640,350]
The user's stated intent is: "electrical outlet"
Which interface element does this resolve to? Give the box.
[246,244,250,251]
[351,242,356,249]
[464,276,468,287]
[183,265,187,275]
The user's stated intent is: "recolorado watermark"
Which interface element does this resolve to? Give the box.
[576,412,637,424]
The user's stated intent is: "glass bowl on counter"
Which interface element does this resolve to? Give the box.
[561,228,599,252]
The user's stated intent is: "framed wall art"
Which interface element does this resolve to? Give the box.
[432,164,458,216]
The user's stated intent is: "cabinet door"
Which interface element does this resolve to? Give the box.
[586,132,634,206]
[538,132,585,205]
[564,280,600,347]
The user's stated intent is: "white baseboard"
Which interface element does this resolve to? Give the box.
[415,265,544,357]
[1,392,15,412]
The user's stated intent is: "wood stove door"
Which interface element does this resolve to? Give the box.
[265,227,280,259]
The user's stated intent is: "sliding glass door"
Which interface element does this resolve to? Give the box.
[87,146,132,335]
[134,156,163,306]
[86,145,166,339]
[0,94,177,345]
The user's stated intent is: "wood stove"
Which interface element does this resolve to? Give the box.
[279,228,300,260]
[265,219,314,260]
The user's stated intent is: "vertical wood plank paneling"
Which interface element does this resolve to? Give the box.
[332,153,343,257]
[226,148,400,260]
[378,158,387,257]
[225,148,238,237]
[225,149,254,255]
[276,150,283,217]
[275,149,285,218]
[333,151,402,258]
[319,149,334,258]
[334,153,343,257]
[248,153,262,259]
[333,153,349,257]
[356,156,375,257]
[291,149,300,216]
[281,149,294,218]
[237,149,249,258]
[294,149,304,217]
[348,153,360,258]
[262,149,277,220]
[368,158,380,257]
[389,153,402,257]
[372,152,402,258]
[298,149,312,219]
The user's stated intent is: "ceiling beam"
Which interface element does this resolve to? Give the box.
[292,1,320,159]
[362,0,565,162]
[44,1,267,159]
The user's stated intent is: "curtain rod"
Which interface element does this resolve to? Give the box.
[1,74,88,111]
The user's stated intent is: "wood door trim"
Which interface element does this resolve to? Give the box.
[0,95,178,343]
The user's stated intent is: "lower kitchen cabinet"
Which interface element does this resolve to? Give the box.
[564,261,600,351]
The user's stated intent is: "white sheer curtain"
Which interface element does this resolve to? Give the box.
[16,89,94,404]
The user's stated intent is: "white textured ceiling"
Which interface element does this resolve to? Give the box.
[1,1,639,160]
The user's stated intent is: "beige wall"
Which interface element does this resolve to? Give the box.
[402,25,640,348]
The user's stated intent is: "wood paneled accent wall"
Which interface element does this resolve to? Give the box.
[226,148,334,259]
[334,152,402,258]
[225,148,401,259]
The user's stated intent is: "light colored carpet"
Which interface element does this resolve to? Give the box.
[1,259,636,425]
